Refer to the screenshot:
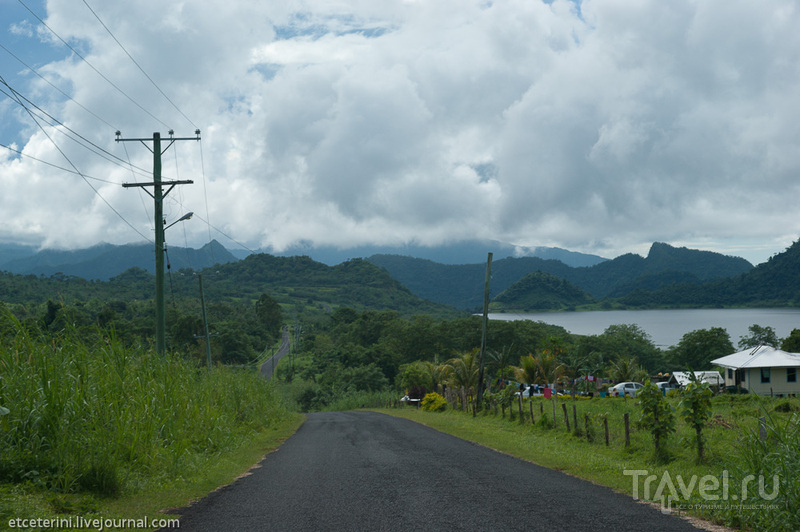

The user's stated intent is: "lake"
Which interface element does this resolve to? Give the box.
[488,308,800,349]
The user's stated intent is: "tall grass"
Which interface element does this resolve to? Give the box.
[0,311,293,497]
[725,410,800,531]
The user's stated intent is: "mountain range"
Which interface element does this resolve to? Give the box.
[0,240,237,280]
[2,237,800,314]
[366,242,753,310]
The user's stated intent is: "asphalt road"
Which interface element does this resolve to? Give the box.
[163,411,704,532]
[259,326,290,380]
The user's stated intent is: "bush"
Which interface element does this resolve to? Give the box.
[421,392,448,412]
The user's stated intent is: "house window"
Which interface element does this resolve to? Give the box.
[788,368,797,383]
[761,368,771,383]
[727,368,733,380]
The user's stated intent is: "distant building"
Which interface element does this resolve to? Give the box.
[711,345,800,396]
[668,371,724,388]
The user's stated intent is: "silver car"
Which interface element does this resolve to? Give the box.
[608,382,643,397]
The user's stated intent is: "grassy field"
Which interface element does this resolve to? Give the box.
[378,393,799,532]
[0,317,304,531]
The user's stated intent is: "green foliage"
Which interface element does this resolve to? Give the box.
[726,413,800,531]
[678,377,714,462]
[595,324,664,372]
[492,271,595,311]
[515,352,564,386]
[607,356,647,384]
[780,328,800,352]
[421,392,448,412]
[255,293,283,342]
[443,349,480,392]
[397,361,434,392]
[637,381,676,459]
[0,317,293,496]
[738,324,779,349]
[668,327,734,370]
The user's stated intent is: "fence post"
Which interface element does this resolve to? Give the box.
[572,404,578,431]
[624,412,630,447]
[530,401,535,425]
[562,403,570,431]
[585,413,591,442]
[604,417,609,446]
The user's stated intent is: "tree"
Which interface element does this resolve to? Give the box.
[638,381,675,459]
[397,361,433,393]
[599,324,665,372]
[487,344,516,384]
[255,293,283,341]
[443,349,480,395]
[678,375,714,463]
[515,352,564,388]
[668,328,734,369]
[781,329,800,352]
[607,355,647,384]
[738,324,779,349]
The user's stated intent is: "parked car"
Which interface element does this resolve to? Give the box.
[608,382,643,397]
[655,381,681,393]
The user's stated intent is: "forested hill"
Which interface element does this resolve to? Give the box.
[368,242,753,310]
[492,271,595,311]
[207,254,459,315]
[0,253,460,318]
[618,240,800,308]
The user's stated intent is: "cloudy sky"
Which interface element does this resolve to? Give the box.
[1,0,799,265]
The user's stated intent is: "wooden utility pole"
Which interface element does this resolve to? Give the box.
[476,252,493,411]
[119,130,199,355]
[198,273,212,369]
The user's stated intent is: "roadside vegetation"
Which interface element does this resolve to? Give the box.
[0,307,301,527]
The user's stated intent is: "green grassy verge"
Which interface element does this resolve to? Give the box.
[377,394,798,531]
[0,415,303,531]
[0,313,305,531]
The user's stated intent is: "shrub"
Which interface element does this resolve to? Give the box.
[638,381,675,460]
[421,392,448,412]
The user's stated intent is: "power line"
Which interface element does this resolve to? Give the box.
[16,0,171,129]
[0,141,119,184]
[0,74,151,243]
[81,0,198,129]
[0,42,117,131]
[0,81,153,179]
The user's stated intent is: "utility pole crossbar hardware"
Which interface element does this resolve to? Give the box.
[118,130,200,356]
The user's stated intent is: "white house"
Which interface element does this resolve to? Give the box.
[711,345,800,396]
[669,371,724,388]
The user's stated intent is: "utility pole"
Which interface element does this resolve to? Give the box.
[198,273,212,370]
[476,252,493,411]
[119,130,199,355]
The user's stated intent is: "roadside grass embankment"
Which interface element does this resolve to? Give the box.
[0,315,303,530]
[377,393,799,532]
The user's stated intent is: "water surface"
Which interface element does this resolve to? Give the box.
[489,308,800,348]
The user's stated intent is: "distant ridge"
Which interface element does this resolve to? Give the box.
[262,239,608,267]
[368,242,753,310]
[0,240,236,280]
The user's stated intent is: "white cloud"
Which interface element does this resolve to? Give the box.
[1,0,799,265]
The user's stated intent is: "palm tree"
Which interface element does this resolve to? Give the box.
[444,349,480,391]
[487,344,516,387]
[514,352,564,389]
[607,355,648,384]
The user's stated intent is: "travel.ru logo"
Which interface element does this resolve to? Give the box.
[623,469,780,514]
